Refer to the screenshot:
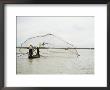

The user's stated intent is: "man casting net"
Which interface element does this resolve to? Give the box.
[17,34,80,59]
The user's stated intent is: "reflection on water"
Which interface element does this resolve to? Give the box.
[16,49,94,74]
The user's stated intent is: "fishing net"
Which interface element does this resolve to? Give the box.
[17,34,80,58]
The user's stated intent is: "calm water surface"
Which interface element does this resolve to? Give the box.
[16,49,94,74]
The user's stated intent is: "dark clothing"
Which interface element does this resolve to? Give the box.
[29,49,33,58]
[28,47,40,59]
[37,47,40,57]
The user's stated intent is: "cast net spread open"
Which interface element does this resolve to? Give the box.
[17,34,80,58]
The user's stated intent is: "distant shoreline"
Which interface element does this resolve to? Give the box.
[16,47,94,49]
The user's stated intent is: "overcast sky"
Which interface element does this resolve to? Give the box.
[17,16,94,48]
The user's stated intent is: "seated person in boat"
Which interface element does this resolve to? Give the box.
[28,45,40,58]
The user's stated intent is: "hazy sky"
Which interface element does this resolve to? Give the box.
[17,16,94,48]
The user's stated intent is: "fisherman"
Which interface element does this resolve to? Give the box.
[29,44,33,58]
[37,47,40,58]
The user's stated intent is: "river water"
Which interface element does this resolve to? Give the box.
[16,49,94,74]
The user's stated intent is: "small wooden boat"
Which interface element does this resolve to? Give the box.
[28,54,40,59]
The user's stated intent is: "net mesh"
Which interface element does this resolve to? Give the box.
[18,34,80,58]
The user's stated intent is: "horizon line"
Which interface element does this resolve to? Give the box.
[16,47,94,49]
